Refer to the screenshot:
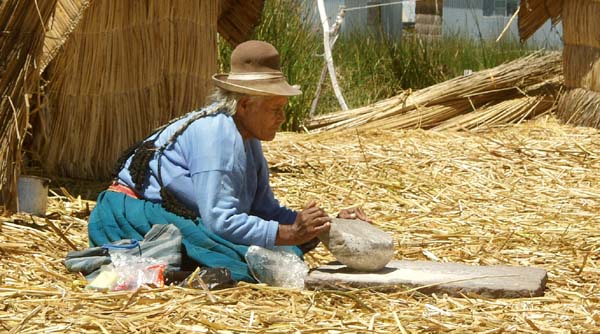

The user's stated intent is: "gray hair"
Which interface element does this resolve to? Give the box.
[205,87,271,116]
[206,87,247,116]
[150,88,250,135]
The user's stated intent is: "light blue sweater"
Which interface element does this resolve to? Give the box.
[117,111,297,249]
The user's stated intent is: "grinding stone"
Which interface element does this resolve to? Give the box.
[318,218,394,272]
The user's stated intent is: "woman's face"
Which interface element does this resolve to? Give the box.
[235,95,288,141]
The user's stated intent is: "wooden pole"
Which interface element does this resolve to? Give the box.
[309,6,346,117]
[316,0,348,111]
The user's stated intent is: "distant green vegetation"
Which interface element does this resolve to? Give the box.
[218,0,537,131]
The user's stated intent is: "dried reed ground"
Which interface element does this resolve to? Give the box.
[1,117,599,333]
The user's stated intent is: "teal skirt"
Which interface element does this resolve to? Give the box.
[88,191,263,282]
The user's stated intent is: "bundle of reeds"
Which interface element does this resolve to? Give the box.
[432,94,557,131]
[556,0,600,127]
[36,1,219,179]
[305,52,563,133]
[2,118,600,332]
[558,88,600,127]
[0,0,58,211]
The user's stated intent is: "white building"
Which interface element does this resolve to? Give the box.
[442,0,563,49]
[307,0,406,39]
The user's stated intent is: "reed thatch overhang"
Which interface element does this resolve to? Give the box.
[39,0,91,73]
[39,0,265,71]
[517,0,563,43]
[218,0,265,46]
[518,0,600,128]
[0,0,58,211]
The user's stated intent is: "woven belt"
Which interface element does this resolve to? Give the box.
[108,182,141,199]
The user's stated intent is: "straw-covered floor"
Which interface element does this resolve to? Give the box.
[1,117,599,333]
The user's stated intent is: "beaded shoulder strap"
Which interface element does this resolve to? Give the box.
[112,108,218,219]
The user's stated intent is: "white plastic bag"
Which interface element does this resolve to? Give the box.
[86,251,166,291]
[245,245,308,289]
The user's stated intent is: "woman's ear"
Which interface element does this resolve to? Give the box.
[236,96,251,118]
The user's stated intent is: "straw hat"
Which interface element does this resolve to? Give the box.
[212,40,302,96]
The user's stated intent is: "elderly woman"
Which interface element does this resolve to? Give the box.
[87,40,368,283]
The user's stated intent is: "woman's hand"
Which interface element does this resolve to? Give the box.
[276,201,331,245]
[337,206,372,223]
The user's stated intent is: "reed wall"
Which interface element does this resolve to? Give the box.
[38,1,219,179]
[558,0,600,127]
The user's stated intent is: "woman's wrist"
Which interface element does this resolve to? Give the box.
[275,224,296,245]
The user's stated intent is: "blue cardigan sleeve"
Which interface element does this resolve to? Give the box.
[191,170,280,249]
[249,140,297,225]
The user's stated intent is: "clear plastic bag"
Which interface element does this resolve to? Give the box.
[245,245,308,289]
[86,250,166,291]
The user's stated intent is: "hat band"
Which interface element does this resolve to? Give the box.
[226,72,284,81]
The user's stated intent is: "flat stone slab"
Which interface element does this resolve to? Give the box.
[305,260,548,298]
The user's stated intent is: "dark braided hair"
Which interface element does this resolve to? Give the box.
[112,88,243,219]
[129,141,156,193]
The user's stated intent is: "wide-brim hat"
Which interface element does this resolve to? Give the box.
[212,40,302,96]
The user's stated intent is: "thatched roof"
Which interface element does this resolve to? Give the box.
[40,0,90,73]
[218,0,265,46]
[40,0,265,68]
[518,0,563,42]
